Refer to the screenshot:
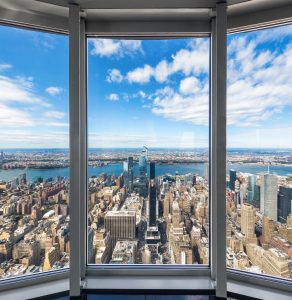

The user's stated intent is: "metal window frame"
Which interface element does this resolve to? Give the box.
[0,1,292,298]
[210,2,227,298]
[84,32,213,279]
[82,5,227,300]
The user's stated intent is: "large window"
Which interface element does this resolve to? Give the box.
[87,38,210,265]
[226,25,292,280]
[0,26,69,279]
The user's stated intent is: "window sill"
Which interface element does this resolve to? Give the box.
[85,275,214,291]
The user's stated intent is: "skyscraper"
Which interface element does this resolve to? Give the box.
[241,203,257,243]
[254,184,260,208]
[149,180,157,227]
[277,186,292,223]
[247,175,256,203]
[229,169,237,191]
[138,150,147,197]
[148,161,157,227]
[105,211,136,247]
[260,174,278,221]
[127,157,134,193]
[0,151,4,166]
[150,162,155,180]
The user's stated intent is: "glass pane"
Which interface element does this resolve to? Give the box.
[227,25,292,280]
[87,38,210,265]
[0,26,69,279]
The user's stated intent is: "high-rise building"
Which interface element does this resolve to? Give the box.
[254,184,261,208]
[95,229,112,264]
[138,150,147,197]
[88,227,95,264]
[260,174,278,221]
[278,186,292,223]
[229,169,237,191]
[247,175,256,204]
[13,240,40,266]
[204,163,209,184]
[111,240,137,264]
[123,161,128,186]
[150,162,155,180]
[127,157,134,193]
[149,180,157,227]
[235,179,241,206]
[43,244,60,271]
[105,211,136,247]
[163,192,170,218]
[172,201,181,228]
[0,151,4,166]
[241,203,257,243]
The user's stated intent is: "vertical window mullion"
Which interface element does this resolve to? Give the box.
[69,3,81,298]
[80,17,87,281]
[211,2,227,298]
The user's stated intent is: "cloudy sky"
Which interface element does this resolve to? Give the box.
[0,24,292,149]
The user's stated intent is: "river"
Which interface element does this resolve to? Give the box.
[0,163,292,183]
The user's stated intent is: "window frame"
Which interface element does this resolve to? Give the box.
[0,1,291,298]
[0,22,70,292]
[84,33,212,271]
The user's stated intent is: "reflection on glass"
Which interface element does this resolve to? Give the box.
[0,26,69,279]
[226,25,292,279]
[87,38,210,265]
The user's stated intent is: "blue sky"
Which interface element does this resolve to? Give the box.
[0,24,292,148]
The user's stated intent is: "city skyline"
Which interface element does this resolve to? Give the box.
[0,25,292,148]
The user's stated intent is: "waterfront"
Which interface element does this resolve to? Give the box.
[0,162,292,183]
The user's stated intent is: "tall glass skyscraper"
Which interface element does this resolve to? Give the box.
[247,175,256,203]
[138,148,147,197]
[278,186,292,223]
[149,162,157,227]
[260,174,278,221]
[127,157,134,193]
[150,162,155,180]
[229,169,237,191]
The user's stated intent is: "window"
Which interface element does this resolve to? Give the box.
[87,38,210,265]
[0,25,69,279]
[227,24,292,280]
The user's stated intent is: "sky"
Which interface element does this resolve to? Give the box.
[0,24,292,149]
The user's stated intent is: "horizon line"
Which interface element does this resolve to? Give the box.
[1,147,292,150]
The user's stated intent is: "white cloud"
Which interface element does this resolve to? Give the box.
[228,127,292,148]
[171,39,209,76]
[106,69,123,83]
[43,111,65,119]
[137,90,146,99]
[124,38,209,84]
[47,122,69,127]
[46,86,62,96]
[154,60,170,83]
[152,86,209,125]
[0,75,50,107]
[88,132,207,148]
[0,64,12,72]
[0,104,35,127]
[90,39,142,57]
[127,65,154,84]
[151,33,292,128]
[227,34,292,127]
[107,93,119,101]
[0,130,68,148]
[179,76,201,95]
